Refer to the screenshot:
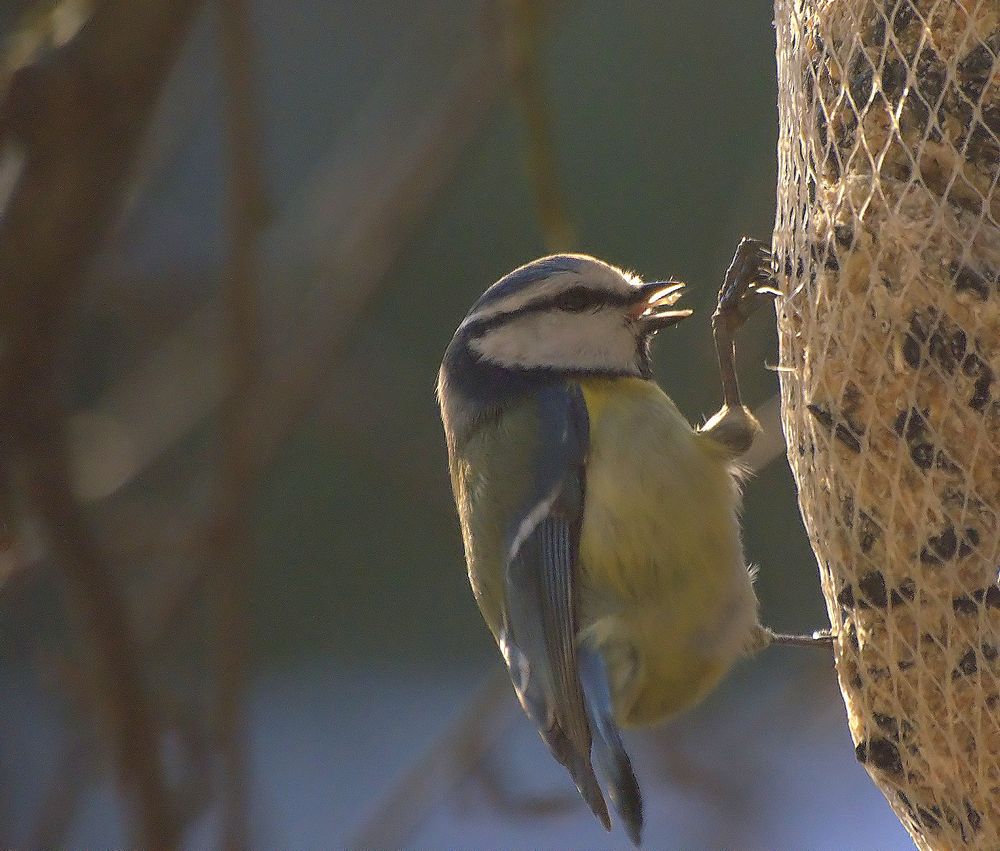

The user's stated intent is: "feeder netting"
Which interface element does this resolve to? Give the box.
[773,0,999,846]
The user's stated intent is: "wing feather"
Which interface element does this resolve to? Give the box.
[499,382,621,832]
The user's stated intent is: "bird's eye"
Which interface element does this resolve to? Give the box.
[554,288,592,312]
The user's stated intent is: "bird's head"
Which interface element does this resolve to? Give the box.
[456,253,691,379]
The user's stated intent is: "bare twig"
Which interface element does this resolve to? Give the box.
[215,0,267,847]
[0,1,205,846]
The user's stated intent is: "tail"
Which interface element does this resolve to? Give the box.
[499,627,611,833]
[578,644,644,846]
[544,722,611,832]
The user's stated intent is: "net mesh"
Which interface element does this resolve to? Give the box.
[773,0,999,846]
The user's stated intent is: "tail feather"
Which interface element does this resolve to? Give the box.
[578,644,644,846]
[500,627,610,831]
[558,737,611,832]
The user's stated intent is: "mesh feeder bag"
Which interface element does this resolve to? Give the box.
[773,0,999,847]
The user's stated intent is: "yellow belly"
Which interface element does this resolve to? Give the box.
[577,377,759,727]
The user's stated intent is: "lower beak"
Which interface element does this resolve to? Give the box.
[628,280,693,332]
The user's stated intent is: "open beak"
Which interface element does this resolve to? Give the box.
[627,280,693,332]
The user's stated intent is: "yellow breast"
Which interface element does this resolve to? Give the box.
[576,377,758,726]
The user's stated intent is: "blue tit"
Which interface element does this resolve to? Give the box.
[437,238,825,845]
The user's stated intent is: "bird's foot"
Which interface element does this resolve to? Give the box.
[713,237,780,334]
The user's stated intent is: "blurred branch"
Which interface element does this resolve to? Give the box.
[241,10,510,476]
[215,0,267,847]
[32,644,216,850]
[505,0,575,251]
[0,0,540,637]
[347,669,519,849]
[41,0,511,513]
[0,1,204,847]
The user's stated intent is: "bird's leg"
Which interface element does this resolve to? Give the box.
[703,244,834,653]
[747,624,835,652]
[706,242,833,652]
[763,626,835,648]
[700,237,781,457]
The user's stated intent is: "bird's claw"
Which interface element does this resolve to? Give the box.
[714,237,779,331]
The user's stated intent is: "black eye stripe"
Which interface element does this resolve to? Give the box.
[547,287,631,312]
[463,288,634,337]
[554,287,593,311]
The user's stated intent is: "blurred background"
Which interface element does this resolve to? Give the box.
[0,1,913,848]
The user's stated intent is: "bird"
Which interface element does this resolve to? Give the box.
[436,238,828,845]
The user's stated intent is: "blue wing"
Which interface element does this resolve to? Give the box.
[498,382,641,844]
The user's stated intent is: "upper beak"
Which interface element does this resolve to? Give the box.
[627,280,693,331]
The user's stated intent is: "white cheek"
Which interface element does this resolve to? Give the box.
[472,309,638,372]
